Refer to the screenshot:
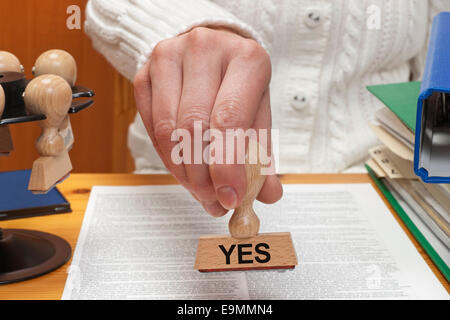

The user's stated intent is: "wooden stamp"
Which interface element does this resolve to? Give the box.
[0,83,14,156]
[33,49,77,150]
[194,142,297,272]
[0,74,14,156]
[32,49,77,86]
[0,51,23,73]
[24,74,73,194]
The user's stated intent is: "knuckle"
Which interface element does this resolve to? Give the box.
[153,119,177,144]
[237,40,272,81]
[151,39,177,62]
[190,181,217,201]
[187,27,213,52]
[178,106,211,133]
[259,50,272,78]
[190,182,215,199]
[212,98,249,130]
[188,27,211,42]
[240,39,264,58]
[151,41,168,59]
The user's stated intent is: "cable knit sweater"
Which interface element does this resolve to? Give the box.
[84,0,450,173]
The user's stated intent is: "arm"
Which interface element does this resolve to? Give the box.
[84,0,282,216]
[84,0,265,81]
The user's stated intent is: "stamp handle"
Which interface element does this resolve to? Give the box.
[0,51,23,73]
[24,74,73,156]
[33,49,77,86]
[228,141,268,239]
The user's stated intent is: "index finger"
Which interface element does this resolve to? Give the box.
[209,41,272,210]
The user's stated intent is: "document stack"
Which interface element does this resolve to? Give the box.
[365,81,449,281]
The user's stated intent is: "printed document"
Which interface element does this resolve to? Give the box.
[62,184,448,299]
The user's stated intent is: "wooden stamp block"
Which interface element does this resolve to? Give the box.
[195,232,297,272]
[28,150,72,194]
[0,125,13,156]
[195,141,298,272]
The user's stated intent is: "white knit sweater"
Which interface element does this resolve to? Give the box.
[84,0,449,173]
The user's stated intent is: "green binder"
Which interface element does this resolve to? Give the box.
[366,163,449,282]
[366,82,449,282]
[367,81,421,132]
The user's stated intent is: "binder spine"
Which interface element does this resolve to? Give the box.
[414,12,450,183]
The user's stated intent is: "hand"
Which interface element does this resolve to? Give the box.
[134,27,282,216]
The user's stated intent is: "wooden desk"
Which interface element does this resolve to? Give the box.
[0,173,448,299]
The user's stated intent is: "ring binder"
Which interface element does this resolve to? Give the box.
[414,12,450,183]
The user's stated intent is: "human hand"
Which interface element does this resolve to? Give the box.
[134,27,282,216]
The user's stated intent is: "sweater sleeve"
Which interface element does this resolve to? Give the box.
[84,0,265,81]
[410,0,450,80]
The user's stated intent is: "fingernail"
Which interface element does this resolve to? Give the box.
[203,201,228,217]
[217,186,238,210]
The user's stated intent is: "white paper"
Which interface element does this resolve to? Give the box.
[374,108,415,147]
[385,179,449,248]
[62,184,448,300]
[383,180,450,273]
[62,185,248,300]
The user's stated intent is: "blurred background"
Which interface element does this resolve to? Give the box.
[0,0,136,173]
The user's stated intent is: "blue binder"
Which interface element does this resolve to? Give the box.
[414,12,450,183]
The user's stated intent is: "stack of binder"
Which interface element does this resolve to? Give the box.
[365,81,449,281]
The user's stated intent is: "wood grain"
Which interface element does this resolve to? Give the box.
[0,174,447,299]
[229,141,267,239]
[194,232,297,271]
[0,51,22,73]
[0,0,136,173]
[0,125,13,154]
[24,74,73,156]
[24,74,73,192]
[33,49,77,86]
[28,151,72,192]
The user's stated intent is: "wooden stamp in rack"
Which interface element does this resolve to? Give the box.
[0,49,95,284]
[24,74,73,193]
[0,51,22,156]
[0,49,94,194]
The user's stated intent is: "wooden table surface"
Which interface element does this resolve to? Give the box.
[0,173,448,299]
